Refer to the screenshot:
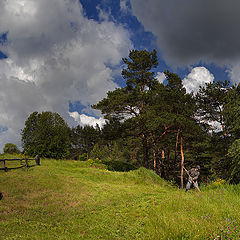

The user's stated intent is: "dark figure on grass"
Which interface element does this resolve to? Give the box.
[0,192,3,200]
[186,165,200,191]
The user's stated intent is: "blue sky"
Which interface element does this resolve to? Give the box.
[0,0,238,150]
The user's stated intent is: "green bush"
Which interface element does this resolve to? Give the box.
[79,153,87,161]
[212,178,226,186]
[87,158,106,169]
[3,143,20,154]
[228,139,240,183]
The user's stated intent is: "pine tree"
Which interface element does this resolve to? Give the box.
[93,49,159,168]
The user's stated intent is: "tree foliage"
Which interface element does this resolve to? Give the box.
[3,143,20,154]
[227,139,240,183]
[21,112,70,159]
[69,125,100,159]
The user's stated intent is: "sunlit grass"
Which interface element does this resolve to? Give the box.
[0,157,240,239]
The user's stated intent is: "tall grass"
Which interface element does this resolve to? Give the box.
[0,158,240,239]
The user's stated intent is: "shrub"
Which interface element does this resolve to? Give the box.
[87,158,106,169]
[3,143,20,154]
[79,153,88,161]
[227,139,240,183]
[213,178,226,186]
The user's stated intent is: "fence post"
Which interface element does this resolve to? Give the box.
[2,160,7,172]
[35,155,40,165]
[25,158,29,168]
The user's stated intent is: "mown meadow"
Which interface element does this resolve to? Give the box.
[0,156,240,240]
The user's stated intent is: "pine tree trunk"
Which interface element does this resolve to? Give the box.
[175,128,180,162]
[150,134,156,172]
[153,144,156,171]
[142,134,149,168]
[180,131,184,189]
[161,149,165,178]
[167,144,170,177]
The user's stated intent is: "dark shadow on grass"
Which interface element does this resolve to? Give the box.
[102,160,137,172]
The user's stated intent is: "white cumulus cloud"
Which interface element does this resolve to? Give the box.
[69,112,106,128]
[0,0,133,150]
[183,67,214,94]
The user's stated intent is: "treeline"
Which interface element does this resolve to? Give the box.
[19,49,240,185]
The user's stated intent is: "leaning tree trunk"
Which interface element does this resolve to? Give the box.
[180,130,185,189]
[175,128,180,162]
[161,149,165,178]
[153,142,156,171]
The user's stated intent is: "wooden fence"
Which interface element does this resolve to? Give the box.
[0,155,40,172]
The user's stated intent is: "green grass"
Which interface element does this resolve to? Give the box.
[1,158,240,239]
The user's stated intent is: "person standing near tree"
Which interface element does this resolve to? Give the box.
[186,165,200,191]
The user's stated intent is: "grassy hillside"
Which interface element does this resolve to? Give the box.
[0,158,240,240]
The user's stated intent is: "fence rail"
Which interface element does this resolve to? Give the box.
[0,155,40,171]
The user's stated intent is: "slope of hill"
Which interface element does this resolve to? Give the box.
[1,158,240,239]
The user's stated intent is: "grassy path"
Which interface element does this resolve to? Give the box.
[1,159,240,239]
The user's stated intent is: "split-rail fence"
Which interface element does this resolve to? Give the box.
[0,155,40,171]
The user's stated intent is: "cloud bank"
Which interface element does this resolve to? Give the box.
[0,0,132,150]
[130,0,240,83]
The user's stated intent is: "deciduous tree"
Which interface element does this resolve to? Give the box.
[21,112,70,159]
[3,143,20,154]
